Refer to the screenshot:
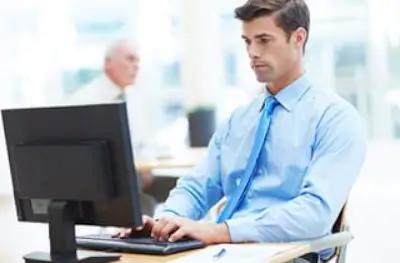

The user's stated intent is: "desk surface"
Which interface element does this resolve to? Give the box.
[115,249,196,263]
[115,244,311,263]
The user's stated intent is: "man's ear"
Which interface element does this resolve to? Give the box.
[292,27,307,49]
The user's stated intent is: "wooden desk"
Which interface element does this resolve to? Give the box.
[135,147,207,173]
[115,249,197,263]
[114,243,311,263]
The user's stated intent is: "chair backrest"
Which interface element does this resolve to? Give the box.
[332,203,347,234]
[324,203,348,263]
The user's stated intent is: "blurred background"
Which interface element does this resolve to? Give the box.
[0,0,399,261]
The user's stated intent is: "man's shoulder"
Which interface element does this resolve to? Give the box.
[307,88,364,132]
[307,87,360,117]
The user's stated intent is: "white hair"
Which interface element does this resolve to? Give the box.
[104,38,139,59]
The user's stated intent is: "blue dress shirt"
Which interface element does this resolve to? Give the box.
[155,74,367,249]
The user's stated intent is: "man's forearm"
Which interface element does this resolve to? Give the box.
[225,194,332,243]
[155,181,208,220]
[155,166,224,220]
[155,193,196,219]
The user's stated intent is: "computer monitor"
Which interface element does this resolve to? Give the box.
[2,102,143,263]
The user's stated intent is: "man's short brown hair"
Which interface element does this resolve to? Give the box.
[235,0,310,50]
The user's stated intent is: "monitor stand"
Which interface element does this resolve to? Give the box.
[23,201,120,263]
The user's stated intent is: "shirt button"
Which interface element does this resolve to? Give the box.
[236,178,240,186]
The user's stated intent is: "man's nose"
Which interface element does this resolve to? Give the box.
[248,44,261,59]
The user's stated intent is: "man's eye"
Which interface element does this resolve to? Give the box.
[260,38,271,45]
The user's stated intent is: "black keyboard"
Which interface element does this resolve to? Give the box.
[76,234,205,255]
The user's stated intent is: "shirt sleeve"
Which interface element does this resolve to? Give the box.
[225,104,367,243]
[154,117,231,220]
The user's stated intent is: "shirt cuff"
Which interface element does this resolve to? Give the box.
[225,217,257,243]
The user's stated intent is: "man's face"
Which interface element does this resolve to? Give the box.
[242,15,305,83]
[106,45,140,88]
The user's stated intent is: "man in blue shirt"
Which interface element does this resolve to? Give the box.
[117,0,367,250]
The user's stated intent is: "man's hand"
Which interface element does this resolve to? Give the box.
[112,215,231,245]
[113,215,155,238]
[151,217,231,245]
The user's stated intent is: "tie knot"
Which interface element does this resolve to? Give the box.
[264,97,279,115]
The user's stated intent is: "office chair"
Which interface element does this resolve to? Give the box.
[319,204,350,263]
[209,198,351,263]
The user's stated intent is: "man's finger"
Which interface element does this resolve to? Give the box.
[111,230,119,238]
[121,229,132,238]
[142,215,152,223]
[160,222,179,241]
[169,227,188,242]
[144,217,155,228]
[151,218,169,239]
[112,229,124,238]
[138,215,154,231]
[113,228,131,238]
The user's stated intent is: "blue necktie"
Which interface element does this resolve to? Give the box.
[217,96,279,223]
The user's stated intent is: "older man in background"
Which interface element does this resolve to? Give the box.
[68,38,156,216]
[69,39,140,103]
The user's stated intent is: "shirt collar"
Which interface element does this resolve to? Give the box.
[260,73,311,112]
